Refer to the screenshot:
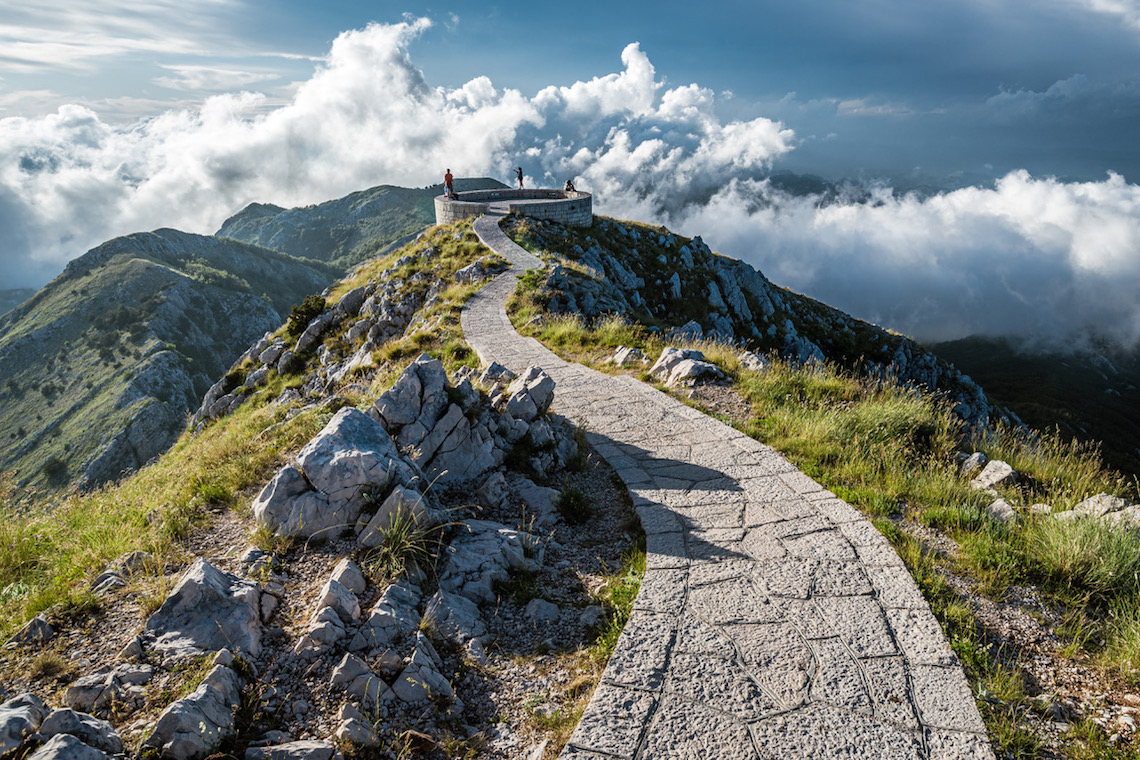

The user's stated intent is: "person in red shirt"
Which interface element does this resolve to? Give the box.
[444,169,455,199]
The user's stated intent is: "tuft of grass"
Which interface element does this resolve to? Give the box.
[27,650,77,683]
[555,486,593,525]
[590,542,645,666]
[356,506,443,584]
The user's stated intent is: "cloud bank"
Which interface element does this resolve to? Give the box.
[1,18,1139,353]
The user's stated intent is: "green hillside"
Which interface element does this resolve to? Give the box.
[216,178,507,270]
[0,230,339,492]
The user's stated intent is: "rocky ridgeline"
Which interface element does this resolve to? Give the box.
[3,346,594,759]
[0,228,336,492]
[517,217,1009,431]
[191,249,507,428]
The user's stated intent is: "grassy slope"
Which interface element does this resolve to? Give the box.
[507,217,1140,759]
[0,220,498,633]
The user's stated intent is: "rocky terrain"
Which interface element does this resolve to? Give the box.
[0,228,643,759]
[507,216,1013,432]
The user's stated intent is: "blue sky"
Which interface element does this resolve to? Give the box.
[2,1,1140,352]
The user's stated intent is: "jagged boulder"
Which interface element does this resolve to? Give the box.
[649,347,725,388]
[64,664,153,717]
[349,580,421,652]
[607,346,647,367]
[144,664,243,760]
[392,633,455,705]
[373,354,450,448]
[505,366,555,422]
[38,708,124,755]
[253,407,418,540]
[6,615,53,647]
[423,589,486,645]
[438,520,541,604]
[0,694,46,755]
[144,558,262,659]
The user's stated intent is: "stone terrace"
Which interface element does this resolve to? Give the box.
[461,211,994,759]
[435,188,592,227]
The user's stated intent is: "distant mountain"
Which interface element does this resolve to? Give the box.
[0,289,34,317]
[0,180,512,492]
[0,230,338,491]
[217,178,507,269]
[929,337,1140,479]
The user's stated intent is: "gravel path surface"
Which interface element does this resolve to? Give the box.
[462,211,994,759]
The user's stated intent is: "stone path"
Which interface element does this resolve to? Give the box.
[462,213,994,759]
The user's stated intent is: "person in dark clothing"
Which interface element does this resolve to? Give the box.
[564,179,575,192]
[515,166,524,189]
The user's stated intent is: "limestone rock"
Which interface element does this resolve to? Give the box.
[505,367,556,422]
[315,579,360,624]
[969,460,1018,491]
[373,354,449,438]
[424,589,486,645]
[1074,493,1131,519]
[514,478,560,528]
[144,558,263,659]
[144,664,243,760]
[987,498,1017,525]
[525,598,561,625]
[357,485,429,548]
[329,558,366,596]
[438,520,540,604]
[26,733,108,760]
[393,633,454,704]
[349,580,422,652]
[6,615,54,647]
[608,346,647,367]
[244,740,342,760]
[737,351,770,373]
[476,471,508,508]
[38,708,124,754]
[253,407,417,541]
[478,362,515,386]
[959,452,988,476]
[0,693,46,755]
[650,347,725,388]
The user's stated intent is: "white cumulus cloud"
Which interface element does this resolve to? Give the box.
[673,171,1140,351]
[1,17,1138,356]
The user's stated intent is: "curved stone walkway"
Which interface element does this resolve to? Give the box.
[462,213,993,760]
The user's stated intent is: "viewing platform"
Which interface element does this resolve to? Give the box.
[434,188,593,227]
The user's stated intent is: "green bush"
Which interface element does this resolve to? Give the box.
[556,487,593,524]
[286,295,326,338]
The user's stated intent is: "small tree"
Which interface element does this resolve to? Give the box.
[42,456,67,482]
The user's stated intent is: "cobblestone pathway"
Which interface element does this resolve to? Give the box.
[462,213,993,759]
